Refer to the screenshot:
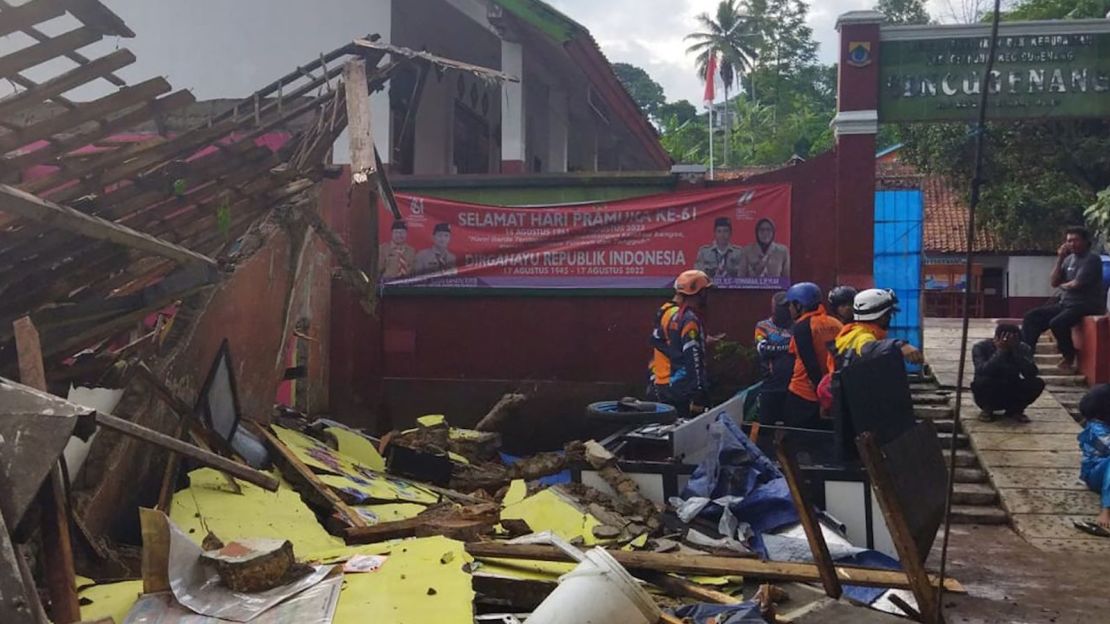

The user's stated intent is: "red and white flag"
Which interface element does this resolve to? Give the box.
[703,50,717,109]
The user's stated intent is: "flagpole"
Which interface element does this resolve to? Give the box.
[708,101,714,180]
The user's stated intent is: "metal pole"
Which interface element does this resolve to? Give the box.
[708,102,715,180]
[935,0,1002,621]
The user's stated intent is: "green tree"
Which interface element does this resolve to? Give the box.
[876,0,931,24]
[657,99,699,125]
[899,0,1110,247]
[686,0,759,165]
[612,62,666,119]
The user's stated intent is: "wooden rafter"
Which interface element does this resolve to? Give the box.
[0,49,135,120]
[0,183,217,267]
[0,27,102,81]
[0,77,171,154]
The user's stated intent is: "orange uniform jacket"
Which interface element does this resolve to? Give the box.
[787,306,843,402]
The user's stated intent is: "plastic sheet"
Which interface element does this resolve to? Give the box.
[123,576,342,624]
[679,413,799,555]
[670,601,765,624]
[167,519,334,622]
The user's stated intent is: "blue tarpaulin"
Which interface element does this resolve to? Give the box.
[680,413,800,555]
[671,601,765,624]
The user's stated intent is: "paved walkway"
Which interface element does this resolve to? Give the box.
[924,318,1108,555]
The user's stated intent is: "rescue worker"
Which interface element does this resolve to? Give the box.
[648,270,713,419]
[829,288,924,371]
[1077,384,1110,531]
[380,220,416,280]
[784,282,841,428]
[754,291,794,425]
[827,285,858,325]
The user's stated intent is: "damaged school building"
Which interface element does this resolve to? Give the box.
[3,3,1109,624]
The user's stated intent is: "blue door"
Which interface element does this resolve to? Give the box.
[874,190,924,360]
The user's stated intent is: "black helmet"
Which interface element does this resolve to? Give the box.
[828,285,858,308]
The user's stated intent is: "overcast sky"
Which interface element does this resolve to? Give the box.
[4,0,958,104]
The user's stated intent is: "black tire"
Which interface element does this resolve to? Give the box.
[585,400,677,426]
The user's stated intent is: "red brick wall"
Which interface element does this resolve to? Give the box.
[326,153,847,431]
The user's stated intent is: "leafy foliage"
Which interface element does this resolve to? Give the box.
[877,0,931,24]
[613,62,666,119]
[897,0,1110,246]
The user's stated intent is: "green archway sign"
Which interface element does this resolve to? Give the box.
[879,19,1110,122]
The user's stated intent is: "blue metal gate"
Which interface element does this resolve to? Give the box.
[874,190,924,354]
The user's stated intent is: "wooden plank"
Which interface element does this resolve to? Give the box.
[0,504,40,624]
[0,183,217,267]
[247,422,369,529]
[463,543,966,593]
[93,411,279,492]
[777,433,842,599]
[0,0,66,38]
[64,0,136,38]
[3,89,194,172]
[0,77,170,153]
[857,431,941,624]
[13,315,82,624]
[0,49,135,120]
[637,571,741,605]
[343,59,374,177]
[0,27,101,81]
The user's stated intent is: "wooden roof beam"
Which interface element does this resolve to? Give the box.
[0,77,170,154]
[0,0,66,39]
[0,49,135,120]
[62,0,135,38]
[1,89,194,174]
[0,183,217,267]
[0,27,102,81]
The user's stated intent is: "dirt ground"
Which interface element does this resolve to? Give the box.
[929,524,1107,624]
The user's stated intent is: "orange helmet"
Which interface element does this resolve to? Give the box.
[674,269,713,295]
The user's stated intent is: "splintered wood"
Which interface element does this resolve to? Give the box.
[583,440,663,533]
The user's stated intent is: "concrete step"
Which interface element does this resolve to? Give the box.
[946,449,978,467]
[1041,374,1088,386]
[951,467,988,483]
[911,393,952,405]
[932,419,956,433]
[914,405,954,420]
[951,483,999,505]
[948,504,1009,525]
[1035,353,1062,365]
[1036,342,1059,354]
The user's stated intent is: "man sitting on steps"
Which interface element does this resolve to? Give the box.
[1022,226,1106,372]
[971,323,1044,423]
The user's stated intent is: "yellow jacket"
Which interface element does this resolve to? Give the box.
[828,322,887,371]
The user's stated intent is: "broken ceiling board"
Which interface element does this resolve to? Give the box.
[169,467,344,559]
[500,487,604,545]
[996,487,1101,515]
[969,433,1081,452]
[977,450,1081,469]
[272,425,437,505]
[325,426,385,472]
[0,376,84,523]
[473,558,576,583]
[987,468,1088,491]
[503,479,527,506]
[319,473,439,506]
[353,502,428,525]
[77,579,143,624]
[328,536,476,624]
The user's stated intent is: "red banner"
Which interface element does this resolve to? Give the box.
[378,184,791,289]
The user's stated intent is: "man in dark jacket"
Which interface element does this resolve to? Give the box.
[1022,226,1107,371]
[972,323,1045,423]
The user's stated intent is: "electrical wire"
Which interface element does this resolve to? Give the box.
[935,0,1004,620]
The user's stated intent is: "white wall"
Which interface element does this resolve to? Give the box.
[1007,256,1058,298]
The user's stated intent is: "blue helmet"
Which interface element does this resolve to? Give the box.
[785,282,822,309]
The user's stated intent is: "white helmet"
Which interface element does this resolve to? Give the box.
[853,288,899,321]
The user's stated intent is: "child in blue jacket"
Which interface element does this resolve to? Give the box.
[1078,384,1110,529]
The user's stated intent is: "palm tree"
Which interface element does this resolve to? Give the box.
[685,0,758,167]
